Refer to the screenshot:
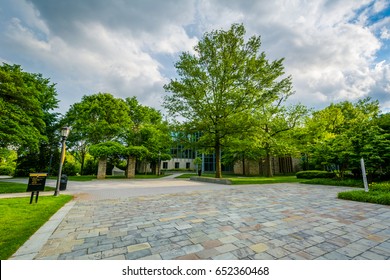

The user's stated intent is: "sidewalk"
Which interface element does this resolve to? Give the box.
[8,181,390,260]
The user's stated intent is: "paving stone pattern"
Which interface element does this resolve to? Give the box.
[34,184,390,260]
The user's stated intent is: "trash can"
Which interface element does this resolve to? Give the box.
[59,174,68,191]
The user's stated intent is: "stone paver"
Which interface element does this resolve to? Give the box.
[8,179,390,260]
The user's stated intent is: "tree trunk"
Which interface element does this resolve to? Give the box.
[97,157,107,179]
[152,162,158,175]
[80,150,86,175]
[215,140,222,178]
[265,145,273,177]
[126,156,136,178]
[242,153,246,176]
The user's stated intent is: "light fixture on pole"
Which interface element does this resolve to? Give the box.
[158,151,161,176]
[54,127,70,196]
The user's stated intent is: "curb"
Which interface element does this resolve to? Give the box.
[190,176,232,185]
[9,200,76,260]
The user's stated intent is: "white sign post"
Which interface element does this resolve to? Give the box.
[360,158,369,192]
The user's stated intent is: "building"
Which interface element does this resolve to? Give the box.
[234,156,301,176]
[160,131,300,175]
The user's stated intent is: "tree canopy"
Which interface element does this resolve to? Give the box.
[164,23,293,178]
[64,93,132,145]
[0,63,58,152]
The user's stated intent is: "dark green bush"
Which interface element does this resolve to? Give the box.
[14,168,35,177]
[296,170,335,179]
[62,162,79,176]
[0,166,14,176]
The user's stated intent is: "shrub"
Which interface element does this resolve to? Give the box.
[14,168,35,177]
[62,161,79,176]
[0,166,14,176]
[296,170,335,179]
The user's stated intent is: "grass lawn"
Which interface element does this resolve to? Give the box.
[175,173,308,184]
[302,178,364,188]
[0,195,73,259]
[0,181,55,194]
[338,181,390,206]
[47,174,171,181]
[229,176,308,185]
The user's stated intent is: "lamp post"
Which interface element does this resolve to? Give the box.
[54,127,70,196]
[158,151,161,176]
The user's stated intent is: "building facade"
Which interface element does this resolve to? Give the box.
[233,156,301,176]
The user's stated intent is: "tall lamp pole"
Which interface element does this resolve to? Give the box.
[158,151,161,176]
[54,127,70,196]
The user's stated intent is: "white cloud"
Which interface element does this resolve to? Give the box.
[1,0,389,113]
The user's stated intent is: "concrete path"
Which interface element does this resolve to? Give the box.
[5,176,390,260]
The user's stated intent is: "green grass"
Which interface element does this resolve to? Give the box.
[175,173,214,179]
[0,181,55,194]
[302,178,364,188]
[0,195,73,259]
[338,190,390,205]
[47,174,171,181]
[175,173,308,184]
[228,176,307,185]
[338,181,390,205]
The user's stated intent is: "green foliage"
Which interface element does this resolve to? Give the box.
[296,170,336,179]
[0,166,14,176]
[164,23,292,178]
[302,178,363,188]
[124,146,149,159]
[0,181,54,193]
[89,141,125,159]
[124,97,172,161]
[0,63,58,151]
[338,190,390,205]
[62,161,79,176]
[83,158,98,175]
[369,182,390,192]
[301,98,389,178]
[64,93,131,145]
[0,195,72,259]
[0,149,17,174]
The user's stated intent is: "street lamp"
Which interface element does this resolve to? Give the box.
[54,127,70,196]
[158,151,161,176]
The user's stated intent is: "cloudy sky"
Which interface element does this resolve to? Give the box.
[1,0,389,114]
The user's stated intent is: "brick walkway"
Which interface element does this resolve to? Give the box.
[12,182,390,260]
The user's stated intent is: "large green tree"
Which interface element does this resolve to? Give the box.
[163,23,292,178]
[0,63,58,151]
[0,63,60,176]
[63,93,132,177]
[254,102,308,177]
[303,98,389,179]
[123,97,171,176]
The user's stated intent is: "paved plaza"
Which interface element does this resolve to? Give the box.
[7,176,390,260]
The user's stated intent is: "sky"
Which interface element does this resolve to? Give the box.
[1,0,389,115]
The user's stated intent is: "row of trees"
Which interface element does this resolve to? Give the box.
[163,23,389,179]
[0,63,172,178]
[63,93,171,178]
[1,23,389,180]
[298,99,390,179]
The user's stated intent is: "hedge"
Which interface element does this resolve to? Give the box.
[0,166,15,176]
[296,170,335,179]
